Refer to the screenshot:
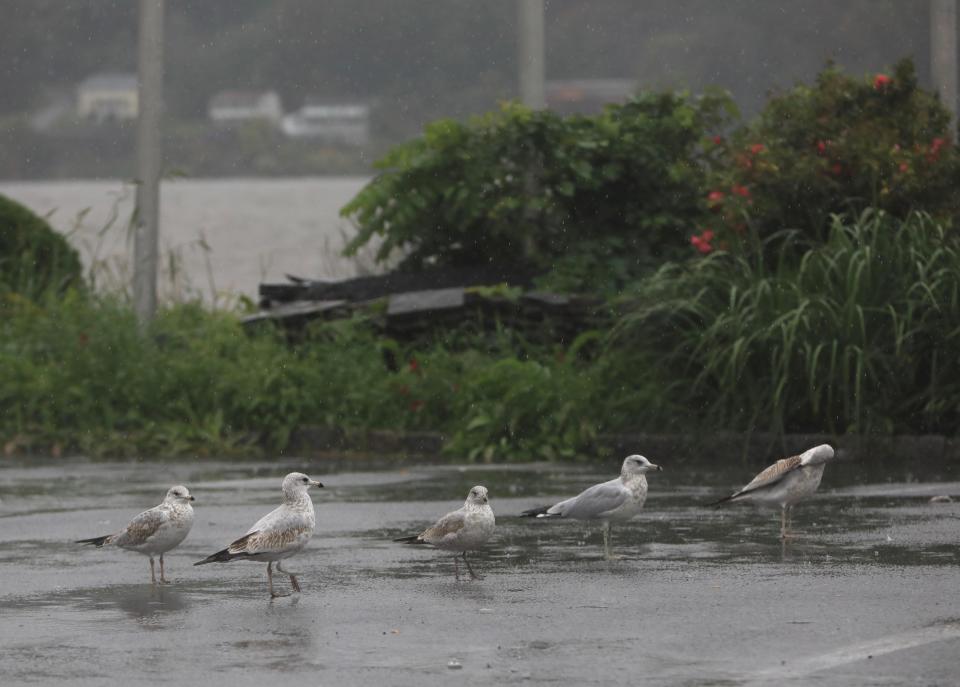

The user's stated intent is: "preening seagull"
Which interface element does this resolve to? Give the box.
[712,443,835,539]
[77,485,195,584]
[194,472,323,598]
[394,485,495,581]
[521,455,662,560]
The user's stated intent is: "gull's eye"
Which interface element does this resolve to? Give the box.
[302,477,309,484]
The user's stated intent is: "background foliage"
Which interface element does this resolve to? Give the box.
[343,93,733,286]
[4,60,960,459]
[0,194,84,300]
[702,59,960,254]
[611,211,960,438]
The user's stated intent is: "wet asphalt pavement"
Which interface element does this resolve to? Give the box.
[1,456,958,686]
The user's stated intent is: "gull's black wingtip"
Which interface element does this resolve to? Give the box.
[393,535,422,544]
[193,548,236,565]
[708,493,737,508]
[76,535,110,547]
[520,505,552,518]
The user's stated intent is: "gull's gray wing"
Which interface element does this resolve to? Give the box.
[547,479,629,519]
[419,508,466,545]
[246,504,286,535]
[235,504,312,555]
[729,455,803,500]
[227,526,312,555]
[111,505,169,547]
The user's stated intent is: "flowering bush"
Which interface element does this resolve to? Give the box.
[699,59,960,253]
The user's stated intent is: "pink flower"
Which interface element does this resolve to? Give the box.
[816,140,828,155]
[874,74,892,90]
[831,163,843,176]
[707,190,725,208]
[899,161,909,173]
[690,229,714,254]
[408,358,420,374]
[749,143,765,155]
[928,137,948,161]
[712,135,723,145]
[731,184,751,198]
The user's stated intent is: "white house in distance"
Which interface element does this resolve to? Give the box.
[77,73,139,121]
[281,100,370,145]
[207,91,283,126]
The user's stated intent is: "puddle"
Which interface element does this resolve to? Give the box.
[0,457,958,685]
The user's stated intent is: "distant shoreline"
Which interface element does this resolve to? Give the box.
[0,177,373,300]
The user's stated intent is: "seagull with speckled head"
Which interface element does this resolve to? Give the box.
[711,444,835,539]
[395,485,495,581]
[194,472,322,598]
[77,485,195,584]
[521,455,662,560]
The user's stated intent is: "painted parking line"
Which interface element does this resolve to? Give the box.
[748,622,960,683]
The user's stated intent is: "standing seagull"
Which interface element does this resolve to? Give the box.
[712,444,835,539]
[194,472,322,598]
[395,486,495,581]
[521,455,662,560]
[77,485,195,584]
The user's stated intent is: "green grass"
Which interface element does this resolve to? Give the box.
[0,292,610,459]
[610,210,960,436]
[4,209,958,460]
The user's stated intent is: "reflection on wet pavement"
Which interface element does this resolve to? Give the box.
[0,456,958,685]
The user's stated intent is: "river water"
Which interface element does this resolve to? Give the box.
[0,177,371,302]
[0,456,958,685]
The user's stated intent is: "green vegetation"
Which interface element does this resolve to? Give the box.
[4,60,960,460]
[0,297,608,459]
[0,194,84,300]
[611,211,960,437]
[704,59,960,252]
[343,93,733,286]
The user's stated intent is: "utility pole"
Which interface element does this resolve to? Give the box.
[134,0,164,324]
[931,0,958,121]
[518,0,545,109]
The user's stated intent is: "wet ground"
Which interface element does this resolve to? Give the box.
[1,456,958,686]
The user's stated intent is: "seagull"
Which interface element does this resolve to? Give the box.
[77,485,195,584]
[394,485,495,581]
[521,455,662,559]
[194,472,323,598]
[711,443,835,539]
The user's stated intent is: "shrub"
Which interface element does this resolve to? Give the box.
[699,59,960,254]
[0,297,397,456]
[342,92,734,283]
[612,211,960,437]
[0,293,612,459]
[0,194,84,299]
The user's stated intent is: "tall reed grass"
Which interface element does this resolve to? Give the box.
[611,210,960,436]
